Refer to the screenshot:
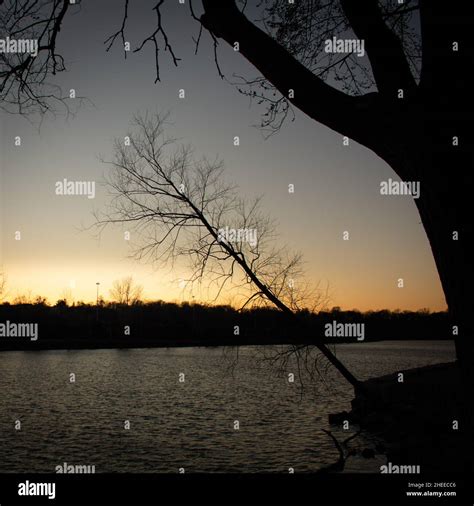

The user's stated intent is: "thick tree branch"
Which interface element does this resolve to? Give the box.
[200,0,380,148]
[340,0,417,98]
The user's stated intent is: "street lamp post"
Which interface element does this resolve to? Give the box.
[96,282,100,321]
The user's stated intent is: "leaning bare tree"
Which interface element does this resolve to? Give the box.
[95,112,360,391]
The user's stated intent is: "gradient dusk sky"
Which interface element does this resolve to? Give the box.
[0,1,446,311]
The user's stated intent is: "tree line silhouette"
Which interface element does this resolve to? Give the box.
[0,298,451,351]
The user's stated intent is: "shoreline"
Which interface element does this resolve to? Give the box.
[0,338,454,353]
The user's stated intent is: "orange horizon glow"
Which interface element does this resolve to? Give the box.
[1,259,448,312]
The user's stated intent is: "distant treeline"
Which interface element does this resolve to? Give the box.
[0,300,452,351]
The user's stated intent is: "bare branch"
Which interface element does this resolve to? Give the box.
[0,0,81,117]
[104,0,181,83]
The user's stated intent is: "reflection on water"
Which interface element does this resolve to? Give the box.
[0,341,455,472]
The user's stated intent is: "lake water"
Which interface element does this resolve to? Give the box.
[0,341,455,473]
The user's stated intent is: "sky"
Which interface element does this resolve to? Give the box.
[0,1,446,311]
